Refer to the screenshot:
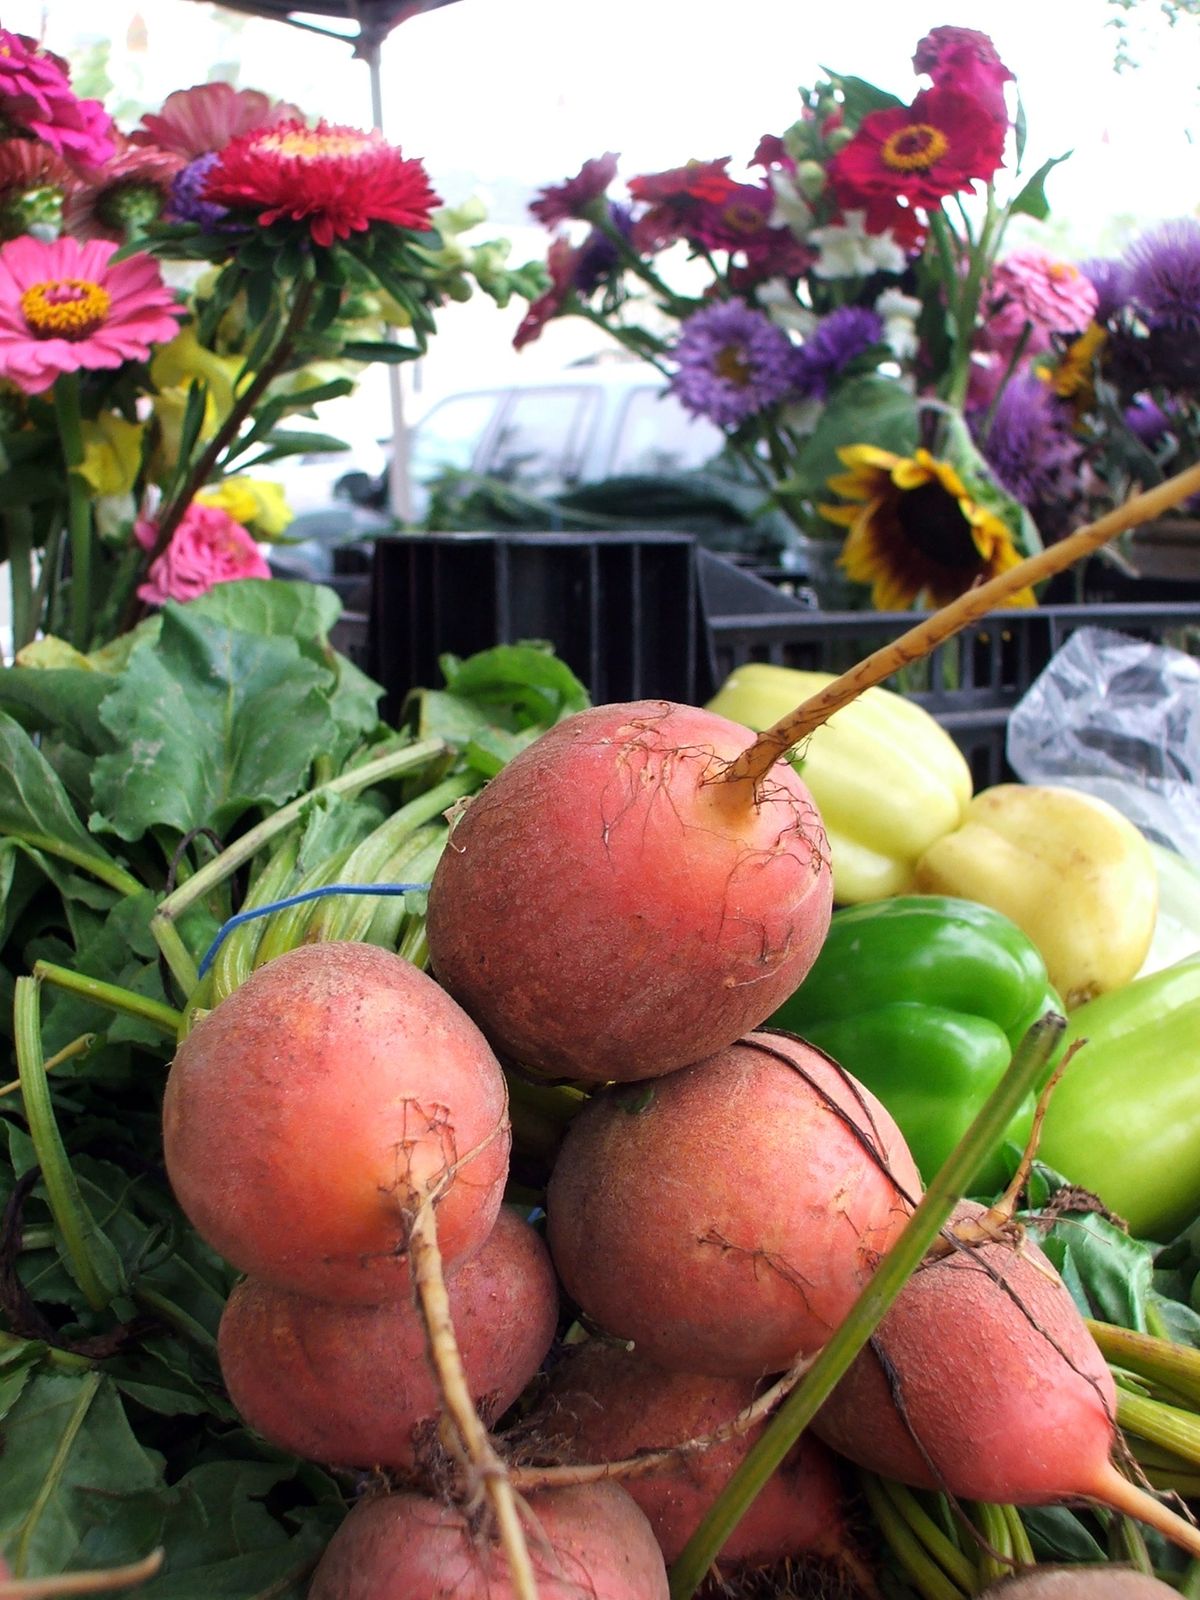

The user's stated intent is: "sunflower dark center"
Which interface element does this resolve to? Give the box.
[895,479,981,570]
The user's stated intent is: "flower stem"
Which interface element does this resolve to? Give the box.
[13,977,121,1311]
[52,374,93,651]
[666,1013,1066,1600]
[31,961,182,1039]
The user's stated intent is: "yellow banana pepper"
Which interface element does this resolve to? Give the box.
[706,662,973,903]
[913,783,1158,1008]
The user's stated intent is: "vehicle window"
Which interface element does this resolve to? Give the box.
[609,387,725,476]
[409,392,502,484]
[485,386,600,496]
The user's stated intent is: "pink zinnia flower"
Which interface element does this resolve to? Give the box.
[0,233,183,395]
[980,248,1100,359]
[0,29,116,170]
[913,26,1014,126]
[202,119,440,247]
[132,82,303,159]
[529,152,619,227]
[135,501,271,606]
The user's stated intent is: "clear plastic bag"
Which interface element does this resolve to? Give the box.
[1007,624,1200,862]
[1006,624,1200,973]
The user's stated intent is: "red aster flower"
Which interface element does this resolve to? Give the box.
[202,119,440,247]
[132,82,303,159]
[830,87,1005,212]
[513,234,577,350]
[529,151,619,227]
[751,134,795,174]
[62,133,183,241]
[629,157,735,252]
[913,26,1013,126]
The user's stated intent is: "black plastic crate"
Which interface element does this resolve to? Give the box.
[704,601,1200,787]
[368,530,705,717]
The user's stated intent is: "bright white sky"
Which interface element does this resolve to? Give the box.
[9,0,1200,413]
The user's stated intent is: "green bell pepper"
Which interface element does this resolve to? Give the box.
[1037,955,1200,1243]
[768,894,1064,1194]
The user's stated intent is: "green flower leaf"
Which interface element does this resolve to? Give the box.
[790,375,922,502]
[89,605,337,842]
[1008,150,1073,222]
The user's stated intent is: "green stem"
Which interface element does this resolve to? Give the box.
[32,962,181,1038]
[1110,1512,1154,1574]
[860,1474,968,1600]
[1181,1561,1200,1600]
[130,1284,218,1358]
[0,1032,94,1098]
[53,374,93,652]
[877,1478,978,1592]
[0,1327,92,1373]
[1116,1386,1200,1466]
[1004,1505,1035,1568]
[13,978,120,1311]
[973,1500,1013,1589]
[4,830,142,899]
[152,737,448,931]
[667,1013,1066,1600]
[1089,1322,1200,1409]
[3,506,36,659]
[11,1369,103,1575]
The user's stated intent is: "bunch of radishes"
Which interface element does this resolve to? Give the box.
[162,700,1200,1598]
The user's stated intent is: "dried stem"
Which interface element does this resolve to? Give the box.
[0,1549,163,1597]
[724,459,1200,787]
[407,1201,539,1600]
[509,1352,813,1493]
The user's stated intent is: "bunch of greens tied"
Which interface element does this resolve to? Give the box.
[0,29,540,660]
[515,25,1083,610]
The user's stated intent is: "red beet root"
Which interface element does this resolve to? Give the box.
[218,1208,559,1471]
[163,941,511,1303]
[535,1339,848,1568]
[813,1207,1200,1556]
[546,1032,921,1377]
[425,700,833,1082]
[307,1482,669,1600]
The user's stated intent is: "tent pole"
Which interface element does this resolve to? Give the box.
[361,32,414,524]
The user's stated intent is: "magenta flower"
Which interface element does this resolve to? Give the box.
[529,152,619,227]
[669,299,795,429]
[132,82,303,159]
[913,26,1013,126]
[979,248,1099,360]
[0,233,183,395]
[135,501,272,606]
[62,134,184,241]
[0,29,116,170]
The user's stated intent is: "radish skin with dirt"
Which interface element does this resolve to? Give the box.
[813,1204,1200,1557]
[163,941,511,1303]
[306,1482,670,1600]
[546,1032,921,1376]
[426,701,833,1081]
[977,1572,1182,1598]
[217,1208,558,1471]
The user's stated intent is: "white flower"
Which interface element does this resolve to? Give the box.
[767,169,814,238]
[757,278,817,340]
[874,287,923,363]
[809,209,906,280]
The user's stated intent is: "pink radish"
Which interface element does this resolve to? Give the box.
[217,1207,558,1471]
[307,1482,669,1600]
[163,941,511,1303]
[813,1205,1200,1557]
[425,700,832,1082]
[546,1032,921,1377]
[532,1338,851,1570]
[978,1571,1181,1598]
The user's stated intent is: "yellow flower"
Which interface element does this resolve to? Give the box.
[1048,321,1106,407]
[77,412,145,497]
[196,478,293,539]
[150,327,246,419]
[819,444,1036,611]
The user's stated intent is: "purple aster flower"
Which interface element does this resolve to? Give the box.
[573,202,631,296]
[529,152,619,227]
[1123,218,1200,332]
[1124,393,1174,448]
[668,299,795,430]
[974,370,1083,534]
[1079,255,1131,324]
[166,152,230,230]
[790,306,884,399]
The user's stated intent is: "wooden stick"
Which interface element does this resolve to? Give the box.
[725,460,1200,786]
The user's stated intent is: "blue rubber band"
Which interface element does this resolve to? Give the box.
[196,882,432,979]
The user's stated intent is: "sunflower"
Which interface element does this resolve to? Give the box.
[819,444,1036,611]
